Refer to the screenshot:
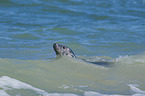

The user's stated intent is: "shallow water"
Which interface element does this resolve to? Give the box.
[0,0,145,96]
[0,55,145,96]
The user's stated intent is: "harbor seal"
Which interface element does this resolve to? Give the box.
[53,43,77,58]
[53,43,113,66]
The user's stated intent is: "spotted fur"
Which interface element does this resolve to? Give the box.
[53,43,76,58]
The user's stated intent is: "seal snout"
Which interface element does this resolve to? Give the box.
[53,43,58,48]
[53,43,59,55]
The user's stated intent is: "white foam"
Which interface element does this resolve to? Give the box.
[0,90,10,96]
[84,91,145,96]
[0,76,78,96]
[115,55,145,64]
[128,84,145,94]
[1,76,145,96]
[84,84,145,96]
[0,76,48,95]
[84,91,126,96]
[44,93,78,96]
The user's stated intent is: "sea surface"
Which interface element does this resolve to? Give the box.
[0,0,145,96]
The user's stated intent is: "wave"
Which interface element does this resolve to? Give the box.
[0,53,145,95]
[115,54,145,65]
[0,76,78,96]
[78,53,145,66]
[0,76,145,96]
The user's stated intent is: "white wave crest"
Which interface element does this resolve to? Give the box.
[0,90,10,96]
[0,76,78,96]
[84,84,145,96]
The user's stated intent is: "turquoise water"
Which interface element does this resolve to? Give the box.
[0,0,145,59]
[0,0,145,96]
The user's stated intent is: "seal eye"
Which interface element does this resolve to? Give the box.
[63,47,65,49]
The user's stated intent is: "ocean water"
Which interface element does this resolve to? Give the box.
[0,0,145,96]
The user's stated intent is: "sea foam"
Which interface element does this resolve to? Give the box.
[0,76,78,96]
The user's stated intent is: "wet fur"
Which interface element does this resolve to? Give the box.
[53,43,113,66]
[53,43,76,58]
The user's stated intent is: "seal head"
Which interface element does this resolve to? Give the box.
[53,43,76,58]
